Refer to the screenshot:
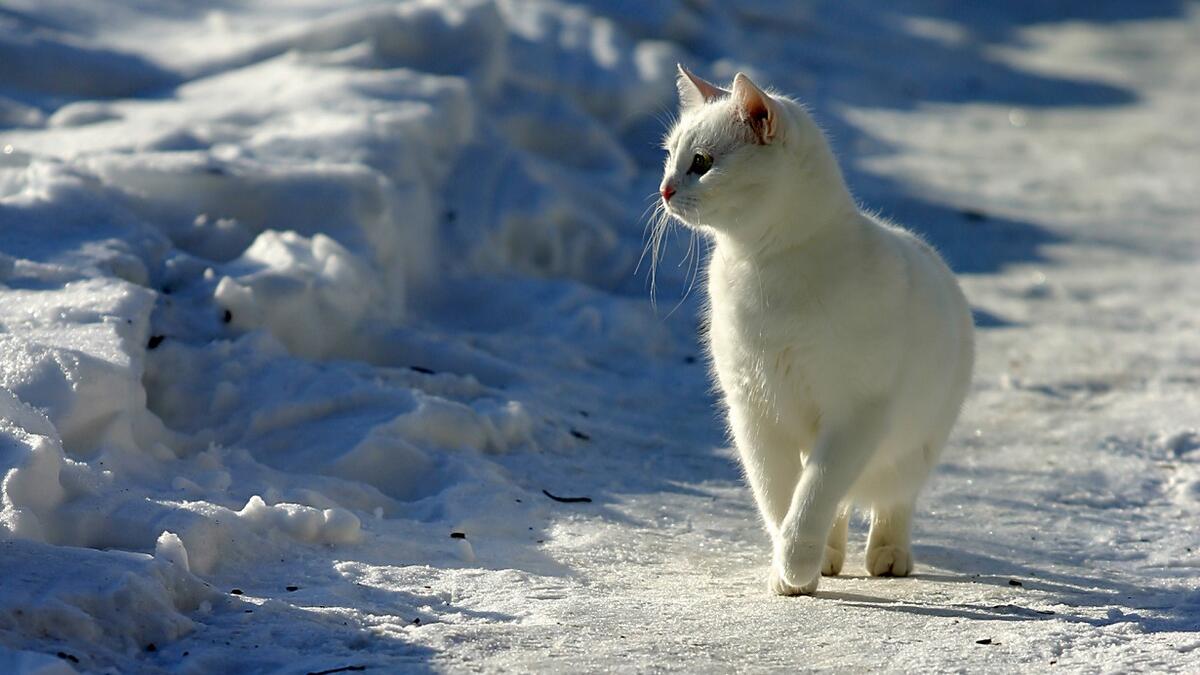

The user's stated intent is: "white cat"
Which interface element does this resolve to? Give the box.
[658,66,974,595]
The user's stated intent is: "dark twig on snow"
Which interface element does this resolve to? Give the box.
[542,489,592,504]
[306,666,366,675]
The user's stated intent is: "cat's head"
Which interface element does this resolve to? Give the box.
[659,66,805,231]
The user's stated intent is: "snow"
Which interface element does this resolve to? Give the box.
[1,0,1198,672]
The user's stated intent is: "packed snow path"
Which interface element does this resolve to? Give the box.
[1,1,1198,672]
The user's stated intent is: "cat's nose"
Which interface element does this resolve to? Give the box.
[661,185,676,202]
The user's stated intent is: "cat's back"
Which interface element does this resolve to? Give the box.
[868,216,974,352]
[706,213,972,415]
[865,216,975,430]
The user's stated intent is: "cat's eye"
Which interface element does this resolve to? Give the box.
[687,151,713,176]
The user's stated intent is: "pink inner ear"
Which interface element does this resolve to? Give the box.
[733,74,776,144]
[677,64,729,109]
[742,95,770,125]
[690,75,726,103]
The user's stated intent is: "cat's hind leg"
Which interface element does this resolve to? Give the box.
[866,500,914,577]
[822,506,849,576]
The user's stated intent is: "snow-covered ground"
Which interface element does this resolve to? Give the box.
[2,1,1198,672]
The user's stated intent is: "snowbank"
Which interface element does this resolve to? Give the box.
[0,539,213,669]
[0,0,682,667]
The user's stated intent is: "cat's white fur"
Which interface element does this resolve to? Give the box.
[659,66,974,595]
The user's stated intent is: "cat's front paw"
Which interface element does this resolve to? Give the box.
[866,545,913,577]
[775,539,824,591]
[768,566,818,596]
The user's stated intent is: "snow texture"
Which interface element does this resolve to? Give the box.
[1,0,1198,672]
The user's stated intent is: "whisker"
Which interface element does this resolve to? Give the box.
[649,207,670,309]
[636,195,667,265]
[666,226,703,319]
[677,216,696,269]
[636,193,663,259]
[638,195,675,310]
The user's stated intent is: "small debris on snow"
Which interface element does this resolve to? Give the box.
[1166,430,1200,457]
[542,489,592,503]
[450,532,466,539]
[305,666,366,675]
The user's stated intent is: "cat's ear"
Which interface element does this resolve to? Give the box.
[732,72,779,144]
[676,64,728,111]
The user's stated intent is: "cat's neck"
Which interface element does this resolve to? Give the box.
[713,140,859,265]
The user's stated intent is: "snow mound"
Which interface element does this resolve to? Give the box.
[215,230,383,359]
[237,495,361,545]
[0,393,67,542]
[0,277,164,458]
[0,539,213,666]
[154,530,191,572]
